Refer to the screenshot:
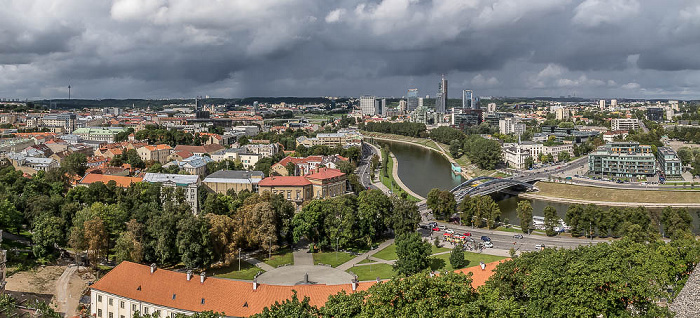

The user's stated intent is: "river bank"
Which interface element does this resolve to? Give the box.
[521,181,700,208]
[363,131,480,179]
[366,142,423,201]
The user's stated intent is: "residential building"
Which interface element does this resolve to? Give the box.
[239,153,261,170]
[610,99,618,109]
[258,168,347,205]
[656,147,682,177]
[611,118,640,131]
[40,113,76,132]
[258,176,312,204]
[203,170,265,194]
[306,168,347,199]
[498,117,526,136]
[359,96,377,116]
[137,144,173,164]
[0,113,16,125]
[173,144,225,156]
[602,130,629,143]
[555,107,570,120]
[647,107,664,122]
[502,141,573,163]
[164,155,213,176]
[270,155,347,176]
[6,153,58,175]
[78,174,143,188]
[73,127,128,143]
[407,89,419,112]
[0,138,35,153]
[295,131,362,148]
[599,100,606,110]
[210,148,245,162]
[244,143,280,158]
[143,173,200,213]
[588,142,656,177]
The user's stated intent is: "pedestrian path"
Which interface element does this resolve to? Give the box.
[336,239,395,271]
[293,238,314,266]
[244,257,275,272]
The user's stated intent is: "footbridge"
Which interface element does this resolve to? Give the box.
[450,174,545,202]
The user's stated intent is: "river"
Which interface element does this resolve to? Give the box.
[377,139,700,232]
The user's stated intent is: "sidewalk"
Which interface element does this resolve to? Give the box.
[336,239,395,271]
[293,239,314,266]
[244,257,275,272]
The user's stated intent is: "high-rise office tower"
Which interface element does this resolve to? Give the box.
[436,75,448,113]
[462,89,475,109]
[360,96,378,115]
[407,89,419,112]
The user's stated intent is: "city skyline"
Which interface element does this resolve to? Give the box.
[3,1,700,100]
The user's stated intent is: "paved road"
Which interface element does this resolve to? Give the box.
[55,265,78,316]
[337,239,394,271]
[356,143,377,190]
[422,221,606,253]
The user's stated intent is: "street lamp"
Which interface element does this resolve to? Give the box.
[238,248,242,272]
[336,237,340,262]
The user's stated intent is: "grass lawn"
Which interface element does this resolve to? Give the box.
[210,262,264,280]
[430,251,507,272]
[373,243,451,261]
[535,181,700,203]
[348,263,396,281]
[313,250,355,267]
[255,247,294,268]
[357,258,374,264]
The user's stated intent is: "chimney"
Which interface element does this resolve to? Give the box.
[150,263,156,274]
[253,278,258,291]
[187,270,193,281]
[200,271,206,284]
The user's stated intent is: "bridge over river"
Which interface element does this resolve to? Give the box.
[450,174,547,202]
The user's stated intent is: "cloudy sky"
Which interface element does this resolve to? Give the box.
[3,0,700,100]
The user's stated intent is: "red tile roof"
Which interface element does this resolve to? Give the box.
[258,176,311,187]
[91,260,506,317]
[306,168,345,180]
[91,262,374,317]
[79,173,142,188]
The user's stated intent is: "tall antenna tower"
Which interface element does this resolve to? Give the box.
[68,84,71,100]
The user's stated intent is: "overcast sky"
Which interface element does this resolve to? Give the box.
[3,0,700,100]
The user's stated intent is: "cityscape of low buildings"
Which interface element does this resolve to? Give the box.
[203,170,264,194]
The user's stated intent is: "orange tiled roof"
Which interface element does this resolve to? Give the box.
[79,173,142,188]
[258,176,311,187]
[91,262,375,317]
[91,260,505,317]
[306,168,345,180]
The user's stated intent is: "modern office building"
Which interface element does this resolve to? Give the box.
[359,96,377,115]
[407,89,419,112]
[451,109,482,128]
[656,147,682,177]
[588,142,656,177]
[435,75,447,113]
[462,90,474,109]
[647,107,664,122]
[611,118,640,131]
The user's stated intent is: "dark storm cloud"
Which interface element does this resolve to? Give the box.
[3,0,700,99]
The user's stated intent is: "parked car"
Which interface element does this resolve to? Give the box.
[483,241,494,248]
[445,229,455,234]
[535,244,545,250]
[481,236,491,242]
[513,234,524,239]
[432,227,440,231]
[438,225,446,230]
[428,222,438,228]
[463,232,472,236]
